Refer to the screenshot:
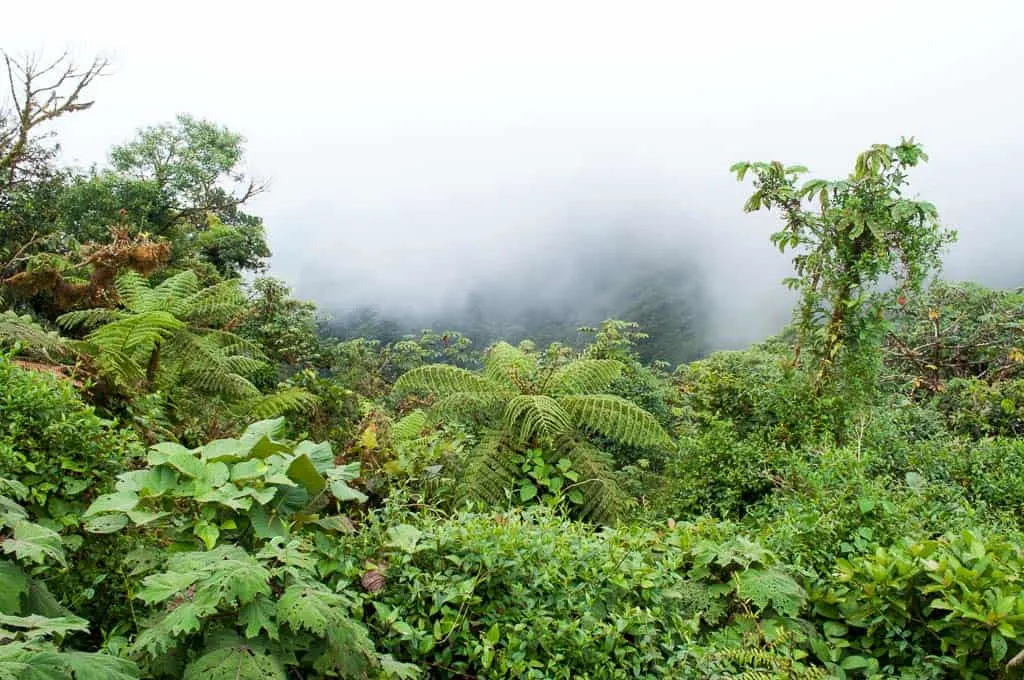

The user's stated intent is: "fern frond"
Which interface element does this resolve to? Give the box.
[85,311,183,386]
[546,359,623,395]
[457,432,519,508]
[565,441,626,524]
[560,394,672,448]
[113,271,151,312]
[393,364,509,398]
[483,341,537,389]
[502,395,573,443]
[238,388,319,420]
[143,270,200,315]
[56,308,125,331]
[431,392,507,422]
[181,279,245,325]
[391,410,429,441]
[0,312,70,359]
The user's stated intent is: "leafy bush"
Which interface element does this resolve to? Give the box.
[326,505,811,679]
[811,529,1024,677]
[0,356,141,523]
[84,420,417,679]
[654,418,776,520]
[0,477,139,679]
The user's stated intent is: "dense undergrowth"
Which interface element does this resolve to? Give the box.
[3,51,1024,679]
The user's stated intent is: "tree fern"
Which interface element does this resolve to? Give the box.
[393,345,672,522]
[77,311,183,387]
[561,394,672,448]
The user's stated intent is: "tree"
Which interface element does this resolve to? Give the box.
[0,51,107,189]
[392,341,671,522]
[731,138,955,440]
[53,270,315,433]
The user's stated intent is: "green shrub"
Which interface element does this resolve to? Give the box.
[748,447,978,572]
[0,356,141,523]
[934,377,1024,439]
[654,418,776,520]
[0,356,142,630]
[811,529,1024,677]
[326,504,811,679]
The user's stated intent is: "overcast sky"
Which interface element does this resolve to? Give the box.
[3,1,1023,346]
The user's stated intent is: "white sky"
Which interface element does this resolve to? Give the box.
[3,0,1023,345]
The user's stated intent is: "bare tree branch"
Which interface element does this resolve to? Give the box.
[0,50,108,188]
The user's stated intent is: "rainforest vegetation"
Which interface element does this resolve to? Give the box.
[4,51,1024,679]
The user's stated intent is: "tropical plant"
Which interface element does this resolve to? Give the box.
[731,138,955,442]
[0,476,140,680]
[393,341,672,523]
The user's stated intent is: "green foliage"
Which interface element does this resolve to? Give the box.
[733,139,955,442]
[326,504,806,679]
[83,418,366,550]
[812,529,1024,677]
[0,477,140,680]
[656,418,775,520]
[393,342,671,522]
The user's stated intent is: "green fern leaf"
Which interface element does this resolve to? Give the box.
[565,441,626,524]
[560,394,671,448]
[457,433,519,508]
[239,388,319,420]
[502,395,573,443]
[394,364,508,398]
[546,359,624,395]
[391,410,429,441]
[483,341,537,388]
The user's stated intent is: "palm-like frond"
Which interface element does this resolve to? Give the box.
[84,311,184,387]
[457,433,519,509]
[0,312,70,359]
[560,394,672,448]
[391,410,430,441]
[566,440,629,524]
[393,364,509,398]
[237,387,320,420]
[171,333,262,400]
[140,270,201,315]
[545,359,624,395]
[56,308,125,331]
[431,392,508,422]
[502,395,573,443]
[483,341,537,390]
[181,279,245,325]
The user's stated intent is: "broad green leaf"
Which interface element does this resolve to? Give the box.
[385,524,423,553]
[200,438,246,463]
[0,560,28,614]
[63,652,139,680]
[286,454,326,494]
[84,491,139,517]
[167,451,205,479]
[136,571,201,603]
[231,459,266,482]
[1,520,65,566]
[84,514,130,534]
[193,521,220,550]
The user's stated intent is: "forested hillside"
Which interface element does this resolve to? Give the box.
[5,51,1024,680]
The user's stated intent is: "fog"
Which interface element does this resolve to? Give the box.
[3,0,1023,352]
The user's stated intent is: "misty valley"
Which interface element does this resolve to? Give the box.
[5,48,1024,680]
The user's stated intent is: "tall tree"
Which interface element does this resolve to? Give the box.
[731,138,955,440]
